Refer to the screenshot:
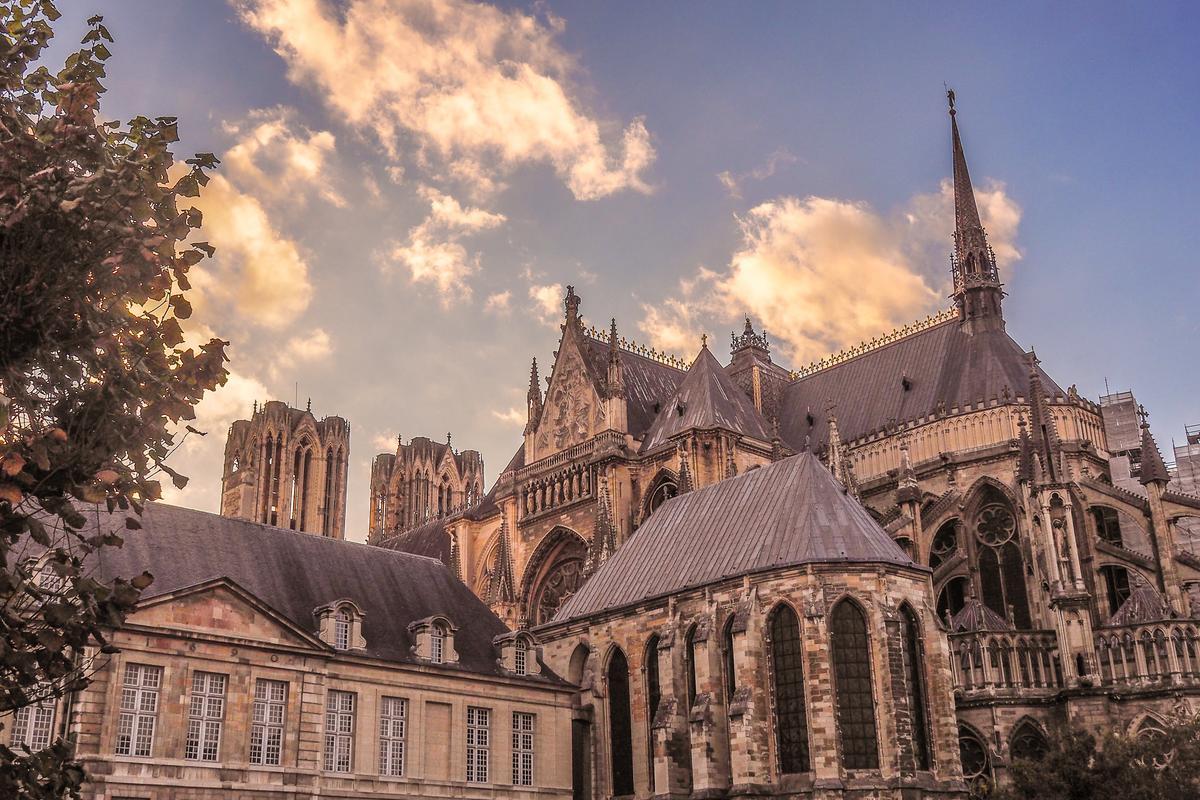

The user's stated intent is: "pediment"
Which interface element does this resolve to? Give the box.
[129,578,325,651]
[532,335,606,461]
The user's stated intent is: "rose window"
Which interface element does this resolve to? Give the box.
[974,504,1016,546]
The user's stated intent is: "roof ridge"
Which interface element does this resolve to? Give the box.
[583,325,689,371]
[143,502,444,564]
[790,308,959,380]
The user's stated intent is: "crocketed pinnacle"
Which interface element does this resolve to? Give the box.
[1026,352,1062,483]
[1139,407,1171,486]
[525,358,543,435]
[584,473,617,577]
[677,443,694,494]
[486,517,517,605]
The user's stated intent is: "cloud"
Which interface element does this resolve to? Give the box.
[484,290,512,314]
[185,173,313,329]
[528,282,564,326]
[266,328,334,381]
[640,182,1022,363]
[223,106,344,207]
[234,0,655,200]
[160,368,269,506]
[371,431,399,453]
[381,186,506,305]
[491,406,525,426]
[717,147,799,200]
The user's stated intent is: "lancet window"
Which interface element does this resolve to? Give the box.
[767,604,809,774]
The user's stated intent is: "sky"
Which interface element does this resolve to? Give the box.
[45,1,1200,541]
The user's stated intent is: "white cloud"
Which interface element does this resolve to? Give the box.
[267,328,334,381]
[185,173,313,329]
[484,290,512,314]
[528,282,563,326]
[491,406,525,426]
[371,431,399,453]
[381,186,506,306]
[160,368,269,506]
[717,147,798,200]
[234,0,656,200]
[641,183,1022,363]
[223,106,344,207]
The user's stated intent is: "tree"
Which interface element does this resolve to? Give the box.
[994,715,1200,800]
[0,2,227,796]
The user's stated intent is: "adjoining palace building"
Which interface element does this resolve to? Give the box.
[31,504,576,800]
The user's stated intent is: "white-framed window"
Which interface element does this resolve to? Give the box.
[249,678,287,766]
[334,609,352,651]
[9,696,55,751]
[115,663,161,757]
[36,564,65,595]
[466,706,490,783]
[514,645,527,676]
[512,711,535,786]
[324,690,356,773]
[184,671,226,762]
[378,696,407,777]
[431,626,445,664]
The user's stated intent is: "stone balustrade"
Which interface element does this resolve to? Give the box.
[949,630,1063,695]
[519,462,593,520]
[1094,621,1200,687]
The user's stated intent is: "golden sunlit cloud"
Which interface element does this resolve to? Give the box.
[223,106,345,207]
[640,182,1022,363]
[233,0,656,200]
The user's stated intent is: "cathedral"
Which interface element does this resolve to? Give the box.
[193,98,1200,799]
[356,98,1200,797]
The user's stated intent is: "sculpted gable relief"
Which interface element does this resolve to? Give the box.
[535,349,602,459]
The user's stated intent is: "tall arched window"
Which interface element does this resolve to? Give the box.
[685,624,699,707]
[900,605,931,770]
[722,617,736,701]
[607,649,634,796]
[830,600,879,769]
[270,436,283,525]
[973,497,1031,628]
[929,520,959,569]
[768,604,809,774]
[1091,507,1123,547]
[644,636,661,793]
[323,447,336,536]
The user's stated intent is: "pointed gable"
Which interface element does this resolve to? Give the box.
[641,345,770,452]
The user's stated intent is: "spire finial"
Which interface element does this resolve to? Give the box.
[701,333,708,349]
[306,397,311,413]
[946,85,956,115]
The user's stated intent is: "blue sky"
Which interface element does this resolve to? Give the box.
[48,1,1199,538]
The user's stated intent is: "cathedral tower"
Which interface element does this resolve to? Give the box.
[368,434,485,539]
[220,400,350,539]
[948,91,1006,333]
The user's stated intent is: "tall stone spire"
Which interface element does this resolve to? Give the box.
[947,90,1004,333]
[524,358,543,435]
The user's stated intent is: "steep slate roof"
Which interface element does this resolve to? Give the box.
[548,452,920,624]
[779,318,1064,450]
[580,334,685,439]
[1106,581,1173,626]
[641,345,772,452]
[377,517,451,565]
[948,598,1013,632]
[89,503,519,677]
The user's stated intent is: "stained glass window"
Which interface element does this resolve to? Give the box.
[607,649,634,795]
[900,606,931,770]
[768,605,809,774]
[830,601,879,770]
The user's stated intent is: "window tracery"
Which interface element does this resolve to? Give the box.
[830,600,879,770]
[768,604,810,774]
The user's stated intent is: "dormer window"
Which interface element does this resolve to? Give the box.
[334,609,351,651]
[431,625,446,664]
[409,616,459,664]
[315,600,366,652]
[514,645,527,676]
[494,631,540,677]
